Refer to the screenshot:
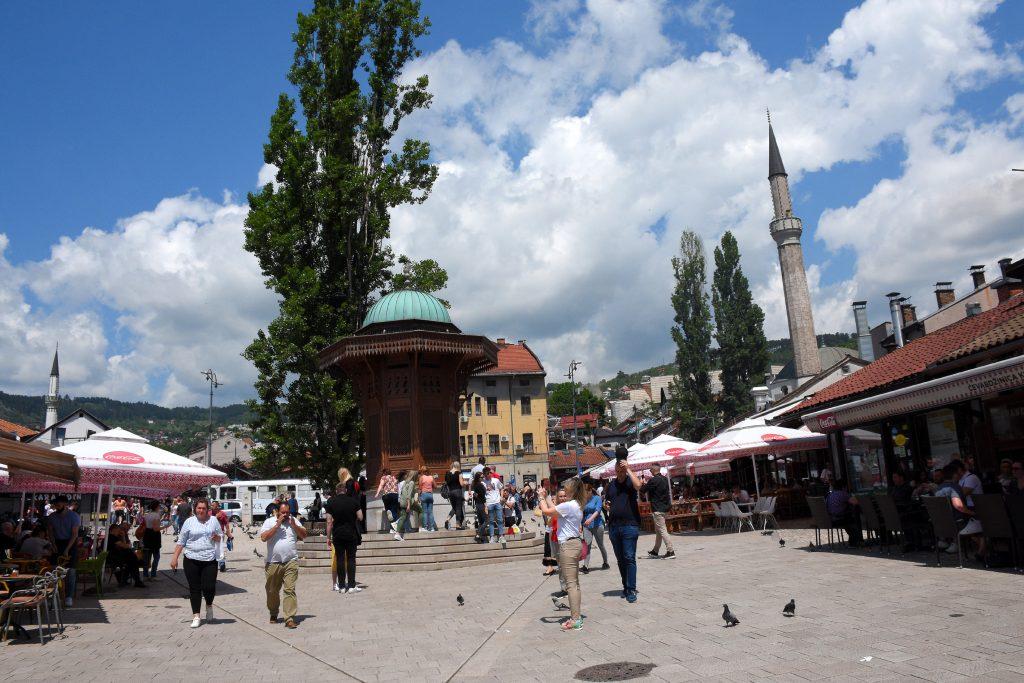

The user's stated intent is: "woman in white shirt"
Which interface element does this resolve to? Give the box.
[169,500,222,628]
[538,478,588,631]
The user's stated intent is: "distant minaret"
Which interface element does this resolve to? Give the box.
[768,116,821,378]
[45,345,60,430]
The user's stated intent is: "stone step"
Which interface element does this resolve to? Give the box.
[299,539,543,568]
[301,536,541,559]
[299,547,544,573]
[301,531,537,551]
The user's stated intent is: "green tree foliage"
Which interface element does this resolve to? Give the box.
[243,0,437,489]
[668,230,716,441]
[712,231,770,425]
[546,382,605,421]
[386,255,449,306]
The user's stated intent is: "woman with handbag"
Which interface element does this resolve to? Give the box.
[580,480,609,573]
[538,478,588,631]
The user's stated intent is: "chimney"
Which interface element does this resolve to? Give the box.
[998,257,1013,277]
[887,292,905,348]
[496,337,506,345]
[851,301,875,362]
[934,282,955,308]
[994,257,1023,303]
[900,298,917,326]
[517,339,526,345]
[969,265,986,289]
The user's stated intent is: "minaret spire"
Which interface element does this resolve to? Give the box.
[45,343,60,430]
[767,120,820,379]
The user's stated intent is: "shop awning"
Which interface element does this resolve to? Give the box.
[802,354,1024,432]
[0,438,80,484]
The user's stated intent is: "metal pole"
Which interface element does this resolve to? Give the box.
[567,360,582,475]
[201,369,221,467]
[102,480,115,552]
[507,374,518,487]
[751,454,761,497]
[93,484,103,558]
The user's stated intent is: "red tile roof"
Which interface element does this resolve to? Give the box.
[548,446,609,470]
[788,294,1024,414]
[476,340,544,375]
[0,418,37,439]
[558,414,599,430]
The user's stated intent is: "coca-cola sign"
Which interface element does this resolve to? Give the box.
[664,447,686,456]
[761,433,787,442]
[103,451,145,465]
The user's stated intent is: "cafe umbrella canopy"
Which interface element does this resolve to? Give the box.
[588,435,699,479]
[685,424,827,495]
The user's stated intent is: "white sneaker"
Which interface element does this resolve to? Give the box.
[190,616,201,628]
[390,522,398,533]
[393,533,404,541]
[348,585,362,593]
[332,583,341,592]
[341,587,349,594]
[206,605,214,622]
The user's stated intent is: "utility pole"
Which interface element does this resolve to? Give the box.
[201,369,222,467]
[566,360,583,475]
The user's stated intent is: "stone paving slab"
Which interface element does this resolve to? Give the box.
[3,524,1023,682]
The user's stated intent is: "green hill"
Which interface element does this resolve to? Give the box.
[0,391,251,456]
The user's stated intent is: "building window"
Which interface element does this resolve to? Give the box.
[523,433,534,453]
[485,379,496,387]
[487,397,498,416]
[460,436,466,456]
[474,397,482,416]
[520,396,532,416]
[488,435,500,454]
[476,435,483,453]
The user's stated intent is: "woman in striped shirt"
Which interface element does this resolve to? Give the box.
[169,499,222,628]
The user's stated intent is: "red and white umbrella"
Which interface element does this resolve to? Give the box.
[588,435,700,479]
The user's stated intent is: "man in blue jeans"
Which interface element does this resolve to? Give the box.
[482,467,505,543]
[606,450,642,603]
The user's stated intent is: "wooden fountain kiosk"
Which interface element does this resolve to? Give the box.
[318,291,497,484]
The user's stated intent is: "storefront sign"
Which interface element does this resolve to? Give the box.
[802,354,1024,432]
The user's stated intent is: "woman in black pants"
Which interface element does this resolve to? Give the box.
[326,468,364,594]
[169,499,222,628]
[471,472,487,542]
[445,461,466,530]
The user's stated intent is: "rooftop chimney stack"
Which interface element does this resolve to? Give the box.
[900,300,917,327]
[934,282,955,309]
[887,292,905,348]
[998,257,1012,277]
[969,265,986,289]
[851,301,875,362]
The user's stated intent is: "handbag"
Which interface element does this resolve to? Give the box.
[578,537,590,561]
[440,483,451,501]
[134,521,146,540]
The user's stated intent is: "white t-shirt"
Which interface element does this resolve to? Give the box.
[555,500,583,544]
[483,477,503,506]
[260,517,299,564]
[958,472,982,507]
[471,464,485,478]
[142,512,162,530]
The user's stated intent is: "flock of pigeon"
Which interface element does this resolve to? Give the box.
[722,598,796,627]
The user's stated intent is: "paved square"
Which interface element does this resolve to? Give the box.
[4,525,1023,682]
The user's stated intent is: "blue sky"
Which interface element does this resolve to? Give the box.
[1,0,1023,405]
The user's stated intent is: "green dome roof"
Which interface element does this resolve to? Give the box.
[362,290,452,328]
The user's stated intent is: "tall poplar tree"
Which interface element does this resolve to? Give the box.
[669,230,716,441]
[712,231,769,424]
[243,0,438,488]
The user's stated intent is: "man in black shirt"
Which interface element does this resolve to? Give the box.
[605,447,642,603]
[641,465,675,559]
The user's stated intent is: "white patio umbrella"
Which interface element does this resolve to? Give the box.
[588,435,701,479]
[686,425,827,495]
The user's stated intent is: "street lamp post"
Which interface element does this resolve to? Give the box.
[566,360,583,475]
[201,369,222,467]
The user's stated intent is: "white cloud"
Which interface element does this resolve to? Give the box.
[3,0,1023,405]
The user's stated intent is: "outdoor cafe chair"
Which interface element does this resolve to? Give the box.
[710,502,727,531]
[76,551,108,599]
[806,496,844,550]
[858,495,885,552]
[32,573,61,638]
[972,494,1018,570]
[722,501,754,533]
[921,496,963,569]
[1,586,48,644]
[874,494,906,552]
[759,496,779,531]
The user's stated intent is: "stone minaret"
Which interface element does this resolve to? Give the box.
[768,120,821,379]
[45,345,60,430]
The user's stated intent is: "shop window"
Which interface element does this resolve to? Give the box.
[487,397,498,416]
[924,408,960,469]
[521,396,532,416]
[843,424,886,493]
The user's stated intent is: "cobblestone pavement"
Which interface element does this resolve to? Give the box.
[3,524,1023,682]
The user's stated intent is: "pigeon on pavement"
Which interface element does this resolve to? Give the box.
[253,548,264,559]
[783,599,796,616]
[722,604,740,627]
[779,538,785,547]
[552,596,569,610]
[457,594,465,606]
